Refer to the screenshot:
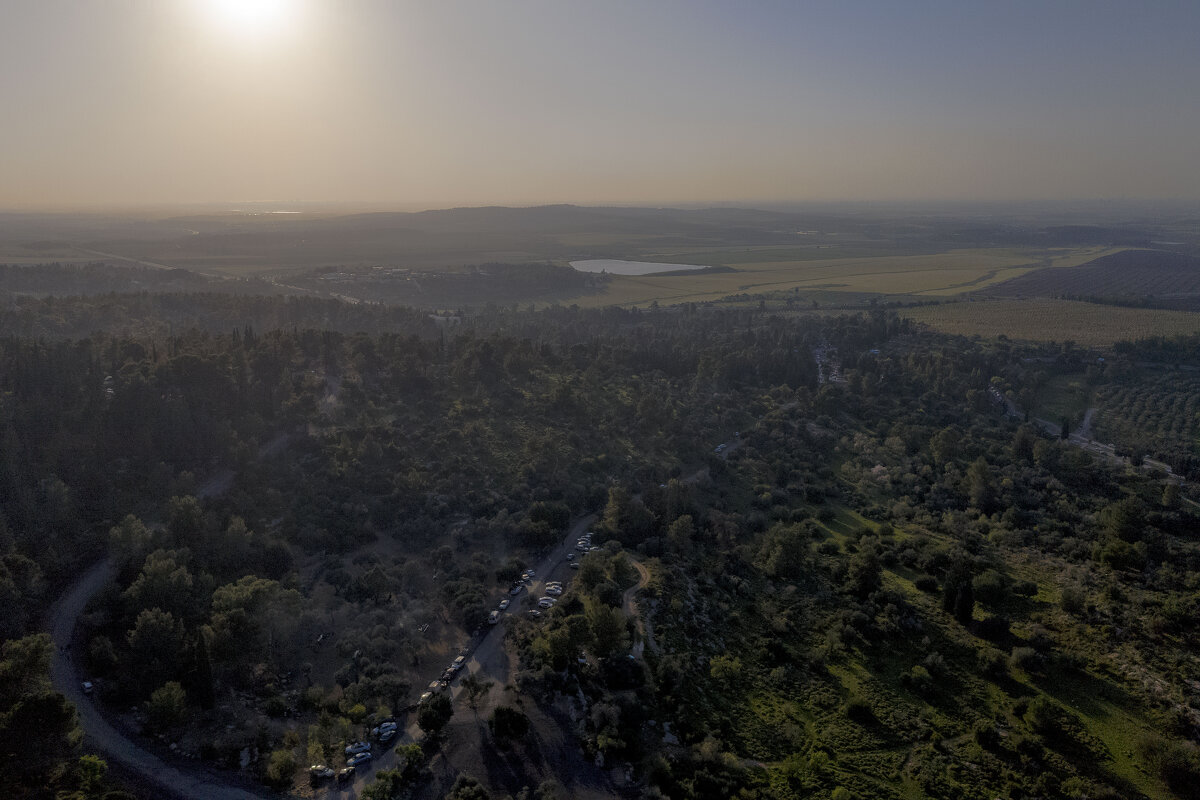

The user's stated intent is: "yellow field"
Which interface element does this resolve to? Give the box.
[571,246,1122,307]
[900,298,1200,346]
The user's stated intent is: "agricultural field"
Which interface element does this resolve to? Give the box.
[983,249,1200,306]
[899,299,1200,346]
[571,247,1117,308]
[1092,372,1200,462]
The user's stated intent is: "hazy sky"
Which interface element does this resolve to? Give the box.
[2,0,1199,208]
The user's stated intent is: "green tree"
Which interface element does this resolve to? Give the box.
[586,602,628,658]
[127,608,184,690]
[488,706,530,744]
[446,774,491,800]
[845,544,882,599]
[146,681,187,731]
[967,456,995,511]
[460,673,493,716]
[122,550,198,622]
[264,747,297,788]
[417,692,453,738]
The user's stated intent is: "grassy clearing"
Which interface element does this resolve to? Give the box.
[900,298,1200,346]
[1036,374,1094,424]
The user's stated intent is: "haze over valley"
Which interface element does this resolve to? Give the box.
[3,3,1200,800]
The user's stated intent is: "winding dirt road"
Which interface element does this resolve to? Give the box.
[50,559,277,800]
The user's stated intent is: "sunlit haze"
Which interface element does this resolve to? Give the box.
[2,0,1199,208]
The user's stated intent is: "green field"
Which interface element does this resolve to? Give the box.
[569,246,1122,308]
[900,298,1200,346]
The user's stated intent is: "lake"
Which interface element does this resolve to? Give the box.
[569,259,706,276]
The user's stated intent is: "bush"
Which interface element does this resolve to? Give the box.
[1009,646,1041,673]
[973,720,1000,750]
[905,665,934,695]
[264,747,296,788]
[972,569,1010,607]
[145,681,187,732]
[914,575,938,593]
[844,695,875,723]
[489,705,530,743]
[264,695,288,718]
[976,616,1010,642]
[1060,585,1086,616]
[977,649,1008,679]
[1137,734,1200,800]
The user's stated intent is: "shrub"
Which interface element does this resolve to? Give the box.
[264,695,288,718]
[972,569,1010,607]
[977,649,1008,679]
[1060,585,1086,616]
[146,681,187,732]
[976,616,1010,642]
[1137,734,1200,800]
[914,575,938,593]
[844,694,875,724]
[1009,646,1041,673]
[905,665,934,695]
[264,747,297,788]
[489,705,531,743]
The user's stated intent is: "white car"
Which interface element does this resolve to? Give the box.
[488,610,501,625]
[452,656,466,671]
[498,599,510,610]
[538,597,556,608]
[527,609,542,618]
[545,586,563,596]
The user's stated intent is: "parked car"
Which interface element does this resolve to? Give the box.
[545,586,563,596]
[452,656,466,670]
[538,597,556,608]
[371,721,397,737]
[337,766,355,782]
[378,729,396,745]
[527,609,542,618]
[309,764,335,780]
[346,751,372,767]
[81,681,94,695]
[566,552,574,561]
[488,610,501,625]
[569,562,581,570]
[498,598,510,610]
[509,584,523,596]
[418,691,433,704]
[344,741,370,755]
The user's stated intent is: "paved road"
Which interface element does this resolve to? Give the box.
[50,558,276,800]
[326,512,601,797]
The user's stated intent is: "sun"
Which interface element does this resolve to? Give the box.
[202,0,301,40]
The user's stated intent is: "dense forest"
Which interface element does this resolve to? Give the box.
[2,292,1199,799]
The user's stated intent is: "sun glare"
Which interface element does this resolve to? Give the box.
[203,0,300,40]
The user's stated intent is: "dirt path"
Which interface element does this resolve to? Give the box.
[623,558,656,658]
[50,559,277,800]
